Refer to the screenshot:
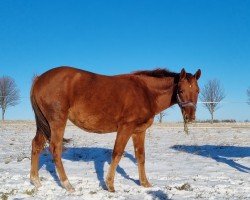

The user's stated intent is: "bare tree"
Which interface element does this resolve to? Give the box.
[0,76,20,121]
[247,87,250,105]
[200,79,225,123]
[157,111,166,123]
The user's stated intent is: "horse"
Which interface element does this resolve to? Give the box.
[30,66,201,192]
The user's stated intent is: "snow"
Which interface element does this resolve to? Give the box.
[0,121,249,199]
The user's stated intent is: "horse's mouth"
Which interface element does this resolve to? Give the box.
[183,114,195,123]
[186,119,195,123]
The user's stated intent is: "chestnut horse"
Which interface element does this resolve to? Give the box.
[30,66,201,192]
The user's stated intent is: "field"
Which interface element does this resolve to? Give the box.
[0,121,249,200]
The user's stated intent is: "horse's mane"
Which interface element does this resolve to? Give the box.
[132,68,178,78]
[132,68,193,80]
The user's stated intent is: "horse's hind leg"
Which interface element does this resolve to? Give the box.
[49,121,75,193]
[30,131,46,188]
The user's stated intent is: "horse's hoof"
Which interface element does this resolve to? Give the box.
[107,185,115,192]
[141,181,152,188]
[67,187,75,193]
[30,177,42,188]
[62,180,75,193]
[105,181,115,192]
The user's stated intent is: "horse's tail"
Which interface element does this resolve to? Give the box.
[30,76,51,141]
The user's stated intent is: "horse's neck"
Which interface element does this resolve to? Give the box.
[138,76,177,114]
[154,83,177,114]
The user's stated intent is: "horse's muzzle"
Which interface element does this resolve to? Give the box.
[184,114,195,123]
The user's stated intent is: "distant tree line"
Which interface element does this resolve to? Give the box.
[196,119,236,123]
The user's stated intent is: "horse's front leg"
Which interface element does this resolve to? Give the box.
[132,130,152,188]
[106,124,134,192]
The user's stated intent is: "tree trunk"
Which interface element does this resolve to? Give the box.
[159,112,164,123]
[2,108,5,122]
[159,114,162,123]
[211,112,214,124]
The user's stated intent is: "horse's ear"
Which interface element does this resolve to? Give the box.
[194,69,201,80]
[180,68,186,80]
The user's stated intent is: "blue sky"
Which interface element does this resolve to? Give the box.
[0,0,249,121]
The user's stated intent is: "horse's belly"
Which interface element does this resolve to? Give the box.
[68,111,117,133]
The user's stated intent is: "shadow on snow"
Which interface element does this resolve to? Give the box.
[39,147,138,189]
[171,145,250,173]
[147,190,170,200]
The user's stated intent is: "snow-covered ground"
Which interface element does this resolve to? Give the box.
[0,121,249,200]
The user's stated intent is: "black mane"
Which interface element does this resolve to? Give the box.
[132,68,178,78]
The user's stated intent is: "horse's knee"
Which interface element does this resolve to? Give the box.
[137,154,145,164]
[136,147,144,155]
[135,147,145,160]
[112,151,123,160]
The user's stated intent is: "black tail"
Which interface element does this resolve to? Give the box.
[30,76,51,141]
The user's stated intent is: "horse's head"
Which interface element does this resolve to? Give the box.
[177,68,201,123]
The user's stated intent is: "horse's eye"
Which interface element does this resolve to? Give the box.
[179,90,184,94]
